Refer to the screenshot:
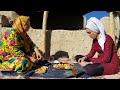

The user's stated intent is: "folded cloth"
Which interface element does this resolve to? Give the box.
[66,72,85,78]
[20,70,35,76]
[1,70,35,76]
[1,71,17,76]
[66,71,91,78]
[1,60,50,77]
[0,71,3,76]
[66,63,91,78]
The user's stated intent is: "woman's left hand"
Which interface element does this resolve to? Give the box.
[34,48,43,60]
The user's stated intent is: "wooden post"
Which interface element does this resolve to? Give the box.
[109,12,115,42]
[114,14,120,46]
[42,11,48,59]
[83,15,86,29]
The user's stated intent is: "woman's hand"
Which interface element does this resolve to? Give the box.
[29,56,38,63]
[79,61,93,67]
[78,56,87,63]
[34,47,43,60]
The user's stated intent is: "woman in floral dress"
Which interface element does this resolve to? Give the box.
[0,16,43,73]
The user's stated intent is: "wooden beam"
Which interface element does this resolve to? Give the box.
[42,11,49,59]
[109,12,115,42]
[83,15,86,29]
[114,15,120,46]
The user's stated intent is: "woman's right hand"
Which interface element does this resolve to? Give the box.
[78,56,87,63]
[29,56,38,63]
[34,47,43,60]
[78,61,93,67]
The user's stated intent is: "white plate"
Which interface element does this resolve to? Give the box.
[48,60,60,64]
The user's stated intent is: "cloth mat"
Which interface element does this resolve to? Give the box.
[0,61,91,78]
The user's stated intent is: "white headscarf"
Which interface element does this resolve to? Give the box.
[85,17,106,51]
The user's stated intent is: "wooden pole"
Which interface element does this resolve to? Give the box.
[83,15,86,29]
[42,11,48,59]
[115,15,120,46]
[109,12,115,42]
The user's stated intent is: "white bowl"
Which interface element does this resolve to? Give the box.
[49,60,60,64]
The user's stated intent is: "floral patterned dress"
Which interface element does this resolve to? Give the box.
[0,29,35,73]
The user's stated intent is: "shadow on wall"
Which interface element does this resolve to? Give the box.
[15,11,44,29]
[15,11,84,30]
[47,11,84,30]
[0,15,12,27]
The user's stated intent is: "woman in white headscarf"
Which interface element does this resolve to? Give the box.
[76,17,119,76]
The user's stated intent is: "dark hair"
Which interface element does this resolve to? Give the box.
[53,51,69,60]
